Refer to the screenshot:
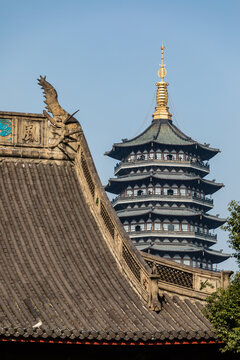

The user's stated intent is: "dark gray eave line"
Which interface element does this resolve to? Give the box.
[105,174,223,191]
[140,245,230,259]
[117,208,225,225]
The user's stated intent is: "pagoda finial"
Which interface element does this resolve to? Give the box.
[152,44,172,121]
[158,44,167,82]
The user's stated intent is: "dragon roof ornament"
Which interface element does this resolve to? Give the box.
[38,76,82,155]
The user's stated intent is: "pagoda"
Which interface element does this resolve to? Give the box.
[105,46,229,270]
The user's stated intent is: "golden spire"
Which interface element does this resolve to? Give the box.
[152,45,172,121]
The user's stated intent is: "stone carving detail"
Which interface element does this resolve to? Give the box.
[38,76,82,154]
[22,122,40,144]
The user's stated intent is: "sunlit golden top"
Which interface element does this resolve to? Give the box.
[152,45,172,121]
[158,45,167,81]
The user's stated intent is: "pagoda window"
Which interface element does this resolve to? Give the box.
[178,151,184,161]
[135,225,141,232]
[148,185,153,195]
[183,259,191,266]
[180,186,186,196]
[133,186,139,196]
[172,186,178,195]
[163,223,169,231]
[163,150,168,160]
[146,221,152,231]
[137,189,143,196]
[197,258,201,268]
[126,189,133,197]
[155,186,161,195]
[136,151,141,160]
[168,224,174,231]
[129,153,135,162]
[163,185,169,195]
[173,223,180,231]
[173,255,181,264]
[139,221,145,231]
[167,154,173,160]
[154,221,161,231]
[130,220,137,231]
[123,225,129,232]
[171,152,177,160]
[149,150,155,159]
[156,151,161,159]
[167,189,174,196]
[182,223,189,232]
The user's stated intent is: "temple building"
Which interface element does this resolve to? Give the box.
[0,75,234,359]
[105,46,229,271]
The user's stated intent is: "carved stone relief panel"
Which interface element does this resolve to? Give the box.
[195,275,220,293]
[18,119,42,146]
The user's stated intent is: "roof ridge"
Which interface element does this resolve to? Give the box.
[168,122,194,143]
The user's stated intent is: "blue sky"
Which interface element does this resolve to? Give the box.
[1,0,239,271]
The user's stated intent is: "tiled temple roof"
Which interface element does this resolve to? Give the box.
[0,158,217,343]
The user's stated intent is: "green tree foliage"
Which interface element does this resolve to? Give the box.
[205,274,240,353]
[204,201,240,353]
[222,200,240,264]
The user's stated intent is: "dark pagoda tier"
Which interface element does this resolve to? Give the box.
[105,46,229,271]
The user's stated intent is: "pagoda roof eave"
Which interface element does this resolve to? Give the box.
[105,120,219,161]
[117,208,225,227]
[144,245,230,262]
[105,174,223,195]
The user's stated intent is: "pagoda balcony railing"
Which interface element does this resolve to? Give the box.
[111,193,213,206]
[128,229,217,242]
[114,158,210,174]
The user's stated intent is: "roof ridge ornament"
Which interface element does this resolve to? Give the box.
[152,45,172,121]
[38,76,82,154]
